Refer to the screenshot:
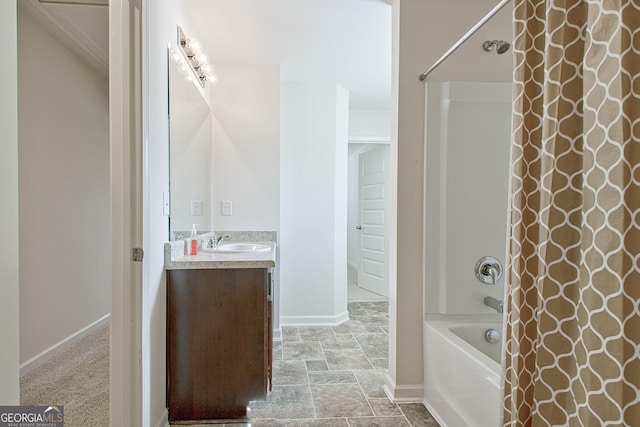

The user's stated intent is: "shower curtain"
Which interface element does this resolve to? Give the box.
[503,0,640,426]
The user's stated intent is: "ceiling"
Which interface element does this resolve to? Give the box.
[24,0,392,110]
[23,0,511,111]
[21,0,109,74]
[182,0,393,110]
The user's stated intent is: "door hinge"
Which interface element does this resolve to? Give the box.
[132,247,144,262]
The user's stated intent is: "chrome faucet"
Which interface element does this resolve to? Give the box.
[475,256,503,285]
[205,236,215,249]
[213,234,230,249]
[484,296,504,314]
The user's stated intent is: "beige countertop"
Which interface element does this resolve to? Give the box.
[164,239,276,270]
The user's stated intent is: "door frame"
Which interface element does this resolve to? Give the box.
[109,0,144,425]
[0,0,20,404]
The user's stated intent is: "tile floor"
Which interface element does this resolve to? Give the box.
[179,301,440,426]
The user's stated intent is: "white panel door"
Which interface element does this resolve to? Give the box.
[357,146,390,297]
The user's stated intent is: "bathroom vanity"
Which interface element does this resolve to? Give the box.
[164,237,276,421]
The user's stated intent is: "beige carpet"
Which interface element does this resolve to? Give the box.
[21,322,109,427]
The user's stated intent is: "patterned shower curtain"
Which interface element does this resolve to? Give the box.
[503,0,640,425]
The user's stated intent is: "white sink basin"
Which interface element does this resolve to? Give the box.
[216,243,271,253]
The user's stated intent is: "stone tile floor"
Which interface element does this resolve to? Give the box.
[180,301,440,426]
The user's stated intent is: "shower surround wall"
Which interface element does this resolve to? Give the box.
[424,82,511,314]
[422,82,511,426]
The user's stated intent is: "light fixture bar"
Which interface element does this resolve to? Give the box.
[177,26,216,88]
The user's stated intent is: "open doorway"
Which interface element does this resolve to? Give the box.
[17,1,110,424]
[347,139,391,302]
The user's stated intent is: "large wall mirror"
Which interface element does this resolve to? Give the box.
[168,48,213,239]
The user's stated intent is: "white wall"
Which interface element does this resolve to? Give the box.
[348,109,391,140]
[147,1,194,425]
[18,7,110,364]
[211,63,280,231]
[0,0,20,404]
[280,82,349,325]
[333,87,350,315]
[424,82,511,314]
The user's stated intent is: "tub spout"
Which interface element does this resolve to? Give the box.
[484,296,503,314]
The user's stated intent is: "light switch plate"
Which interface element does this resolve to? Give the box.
[191,200,203,216]
[222,200,232,216]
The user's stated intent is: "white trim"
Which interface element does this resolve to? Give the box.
[272,327,283,343]
[347,260,359,271]
[20,314,110,376]
[0,0,20,403]
[382,373,424,402]
[141,0,151,425]
[280,311,349,327]
[348,136,391,144]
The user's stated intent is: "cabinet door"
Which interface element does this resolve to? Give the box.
[167,268,269,421]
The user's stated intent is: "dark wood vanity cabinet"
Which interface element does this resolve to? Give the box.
[166,268,273,421]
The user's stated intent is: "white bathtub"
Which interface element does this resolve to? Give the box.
[423,315,502,427]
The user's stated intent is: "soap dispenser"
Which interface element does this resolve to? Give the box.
[190,224,199,256]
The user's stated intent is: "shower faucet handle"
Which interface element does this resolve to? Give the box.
[475,256,503,285]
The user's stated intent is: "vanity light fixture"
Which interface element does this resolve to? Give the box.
[169,47,193,82]
[177,26,216,88]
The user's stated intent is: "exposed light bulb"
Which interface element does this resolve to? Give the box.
[195,53,208,64]
[188,39,201,51]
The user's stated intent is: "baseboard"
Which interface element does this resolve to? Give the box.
[272,327,283,343]
[20,314,110,376]
[280,310,349,327]
[154,409,169,427]
[383,372,424,403]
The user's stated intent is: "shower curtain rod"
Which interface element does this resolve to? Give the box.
[419,0,511,81]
